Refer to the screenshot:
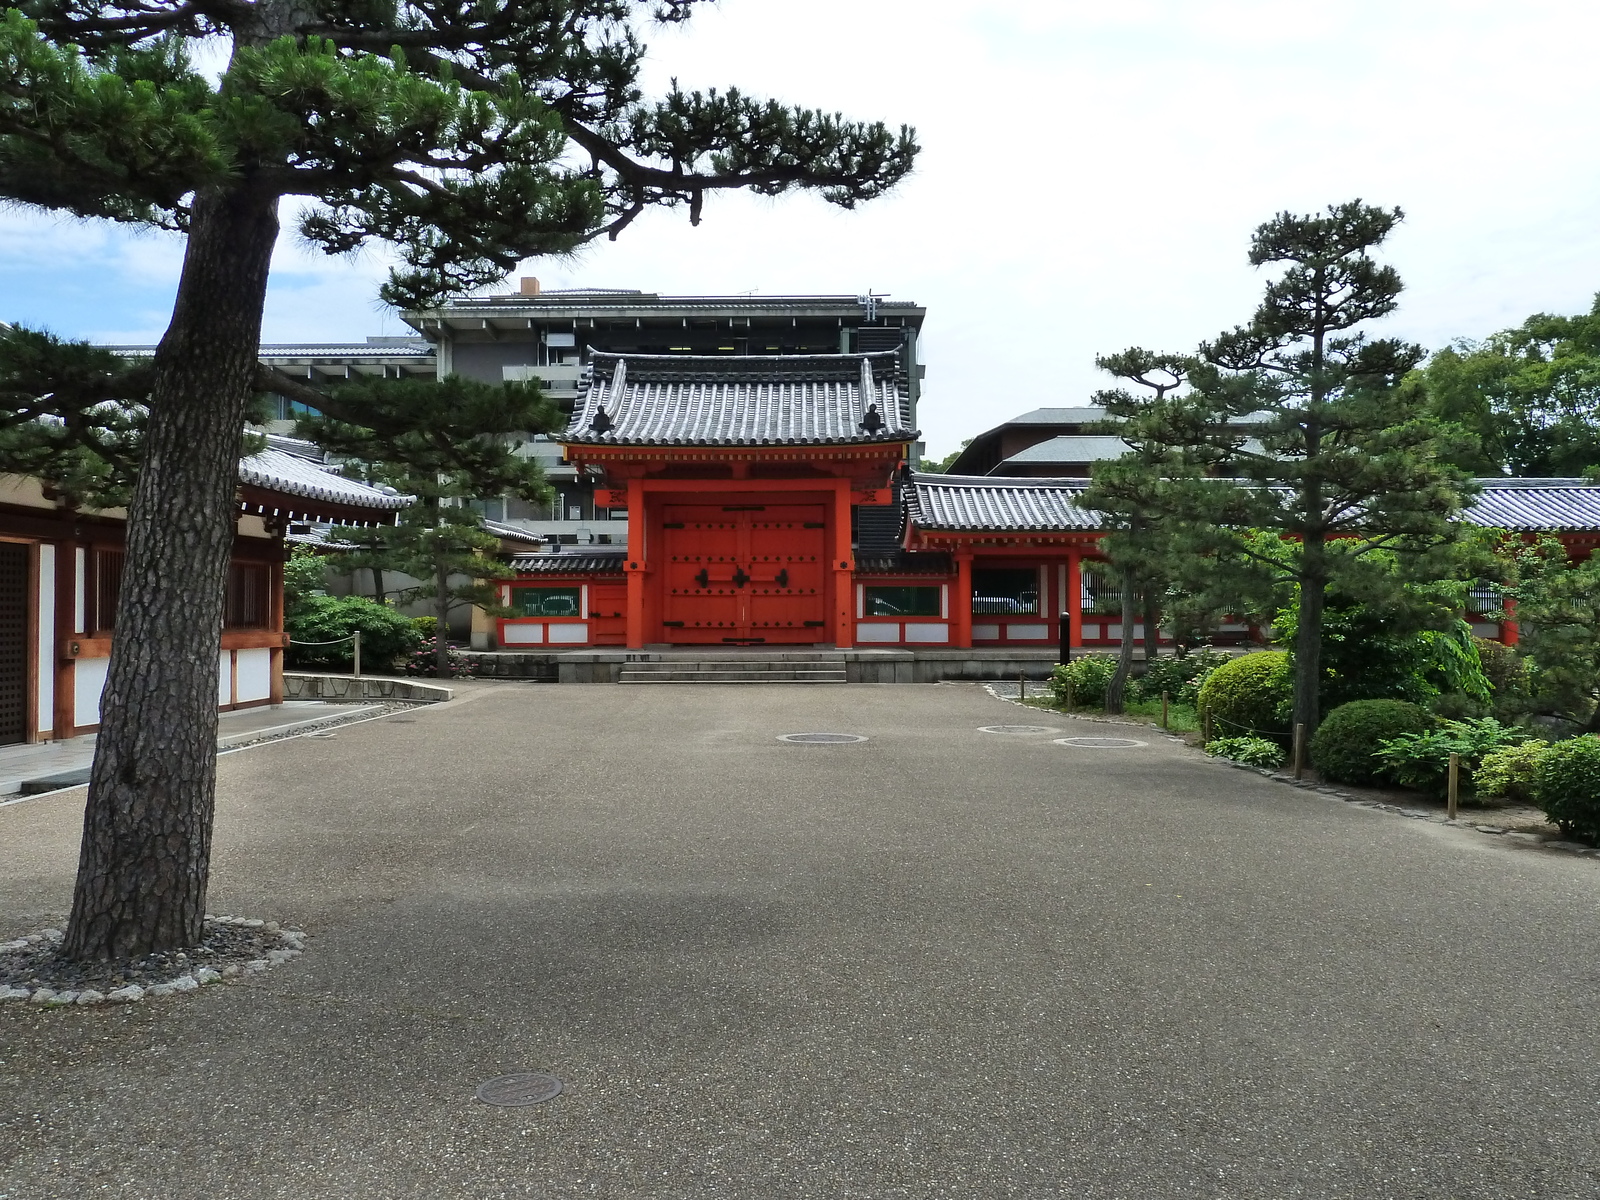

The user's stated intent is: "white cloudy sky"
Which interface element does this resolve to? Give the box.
[4,0,1600,457]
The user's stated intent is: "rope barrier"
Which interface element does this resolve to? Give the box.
[1206,711,1292,738]
[287,634,357,646]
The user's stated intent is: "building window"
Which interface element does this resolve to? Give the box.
[972,569,1039,616]
[91,548,124,632]
[864,585,941,617]
[511,586,582,617]
[225,563,270,628]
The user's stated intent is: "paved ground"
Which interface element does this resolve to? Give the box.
[1,682,1598,1199]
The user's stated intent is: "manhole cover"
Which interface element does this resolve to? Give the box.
[777,732,868,744]
[475,1072,563,1107]
[978,725,1058,735]
[1053,736,1148,749]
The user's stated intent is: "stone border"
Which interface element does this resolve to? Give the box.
[983,683,1599,860]
[282,674,453,703]
[0,918,308,1007]
[1206,756,1600,858]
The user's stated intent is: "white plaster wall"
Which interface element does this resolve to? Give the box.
[235,648,272,702]
[904,623,950,643]
[548,623,588,644]
[856,623,901,643]
[502,623,544,644]
[36,544,54,732]
[74,656,108,729]
[218,650,232,707]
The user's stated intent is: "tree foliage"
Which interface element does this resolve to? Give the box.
[1500,535,1600,731]
[1421,296,1600,478]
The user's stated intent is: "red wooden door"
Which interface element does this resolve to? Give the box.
[660,504,827,643]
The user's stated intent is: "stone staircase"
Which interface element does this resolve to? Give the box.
[617,652,847,684]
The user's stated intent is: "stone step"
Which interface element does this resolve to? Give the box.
[621,660,843,672]
[618,664,847,684]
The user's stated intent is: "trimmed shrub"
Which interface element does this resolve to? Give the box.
[1309,699,1433,786]
[1050,654,1118,708]
[1373,717,1526,797]
[1196,651,1292,740]
[286,594,422,671]
[1476,741,1551,804]
[1205,736,1285,769]
[1534,735,1600,841]
[412,615,439,637]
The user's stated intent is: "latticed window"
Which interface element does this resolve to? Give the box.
[972,569,1039,616]
[91,548,124,632]
[512,586,582,617]
[224,563,270,628]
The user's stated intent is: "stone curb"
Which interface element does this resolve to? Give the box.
[983,685,1598,861]
[1206,756,1599,859]
[0,917,309,1008]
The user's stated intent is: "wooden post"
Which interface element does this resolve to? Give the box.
[1066,677,1075,711]
[1201,710,1211,744]
[1447,752,1460,820]
[352,629,362,679]
[1292,723,1307,780]
[1161,690,1169,729]
[1066,549,1083,656]
[1019,671,1025,702]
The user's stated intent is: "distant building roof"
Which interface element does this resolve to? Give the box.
[1001,435,1131,464]
[509,549,629,574]
[561,351,916,448]
[1464,479,1600,532]
[238,449,409,511]
[481,519,549,546]
[907,474,1099,533]
[1005,407,1110,425]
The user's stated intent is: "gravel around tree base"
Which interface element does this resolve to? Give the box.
[0,918,307,1006]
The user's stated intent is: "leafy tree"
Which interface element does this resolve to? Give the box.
[1421,296,1600,478]
[1,2,917,960]
[1110,201,1477,733]
[1501,535,1600,731]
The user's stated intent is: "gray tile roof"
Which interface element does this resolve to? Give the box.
[238,449,410,511]
[509,550,629,574]
[1463,479,1600,531]
[1003,435,1131,464]
[562,351,916,447]
[855,551,952,575]
[481,519,549,546]
[908,474,1100,532]
[908,474,1600,535]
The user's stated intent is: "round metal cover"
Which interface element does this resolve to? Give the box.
[475,1072,563,1107]
[1053,736,1148,749]
[777,732,868,744]
[978,725,1058,735]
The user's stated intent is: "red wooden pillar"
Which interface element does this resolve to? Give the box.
[1500,598,1519,647]
[268,557,285,704]
[953,551,973,648]
[52,540,77,739]
[1066,547,1083,651]
[625,477,646,649]
[832,480,854,648]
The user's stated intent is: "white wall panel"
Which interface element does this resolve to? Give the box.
[972,623,1000,641]
[856,623,901,643]
[1008,623,1049,640]
[904,623,949,643]
[235,648,272,702]
[218,651,233,706]
[502,623,544,644]
[548,622,588,644]
[74,656,108,729]
[36,544,54,731]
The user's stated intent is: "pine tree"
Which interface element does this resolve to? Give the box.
[1116,202,1477,734]
[1,2,917,960]
[294,374,558,676]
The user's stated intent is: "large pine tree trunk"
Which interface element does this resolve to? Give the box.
[62,187,279,960]
[434,561,452,678]
[1292,535,1327,738]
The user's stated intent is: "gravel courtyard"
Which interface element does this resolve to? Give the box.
[1,682,1597,1199]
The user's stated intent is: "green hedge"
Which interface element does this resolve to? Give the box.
[1196,651,1292,740]
[286,595,422,671]
[1535,736,1600,842]
[1309,699,1434,786]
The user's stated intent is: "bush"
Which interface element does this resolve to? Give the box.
[1196,651,1292,740]
[1373,717,1527,797]
[1205,736,1285,768]
[1534,735,1600,841]
[1050,654,1118,708]
[286,595,422,671]
[1476,741,1551,803]
[1309,699,1434,786]
[1475,637,1531,722]
[412,615,438,637]
[1132,648,1230,707]
[401,637,479,678]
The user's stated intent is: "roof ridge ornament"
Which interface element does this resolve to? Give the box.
[589,405,613,434]
[858,403,884,434]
